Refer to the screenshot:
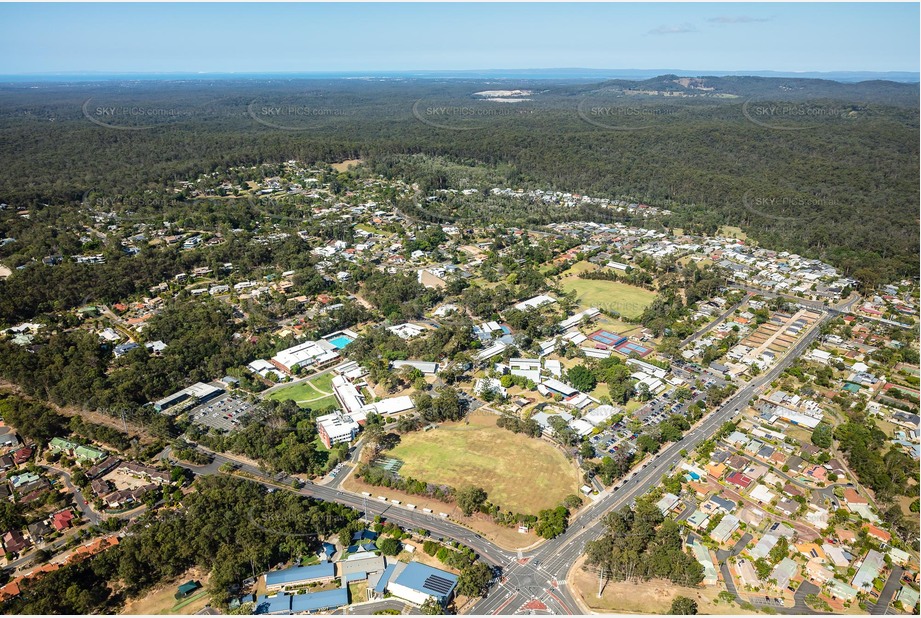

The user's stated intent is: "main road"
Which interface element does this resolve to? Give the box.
[174,306,830,615]
[470,306,829,615]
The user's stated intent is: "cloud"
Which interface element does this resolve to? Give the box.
[647,23,697,36]
[708,16,771,24]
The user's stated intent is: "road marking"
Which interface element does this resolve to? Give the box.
[492,594,517,615]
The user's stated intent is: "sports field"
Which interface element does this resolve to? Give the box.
[384,413,579,514]
[560,279,657,319]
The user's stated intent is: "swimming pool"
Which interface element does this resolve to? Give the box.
[327,335,353,349]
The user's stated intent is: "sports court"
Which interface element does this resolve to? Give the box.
[588,329,628,348]
[614,340,652,357]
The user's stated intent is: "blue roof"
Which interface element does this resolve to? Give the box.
[254,594,291,615]
[392,562,458,602]
[347,542,377,554]
[290,588,348,613]
[320,542,336,557]
[352,530,379,542]
[264,562,334,587]
[343,571,367,583]
[374,563,398,595]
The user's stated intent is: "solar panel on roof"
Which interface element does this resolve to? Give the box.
[423,574,454,595]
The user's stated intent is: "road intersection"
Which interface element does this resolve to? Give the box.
[171,307,830,615]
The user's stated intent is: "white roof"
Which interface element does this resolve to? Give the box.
[513,295,556,311]
[749,484,776,504]
[332,375,365,415]
[583,405,619,426]
[388,323,426,339]
[541,378,578,396]
[363,395,414,416]
[475,342,508,362]
[559,308,600,330]
[581,347,611,359]
[317,412,359,441]
[272,339,338,370]
[570,419,595,437]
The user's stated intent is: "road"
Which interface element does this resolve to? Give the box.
[333,599,420,615]
[172,309,830,615]
[470,307,830,615]
[679,296,748,348]
[43,464,103,527]
[727,284,861,315]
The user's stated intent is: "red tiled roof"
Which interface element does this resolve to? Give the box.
[864,524,891,543]
[843,488,867,505]
[51,509,74,531]
[726,472,752,489]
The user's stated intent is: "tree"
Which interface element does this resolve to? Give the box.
[420,598,443,615]
[378,537,401,556]
[566,365,597,393]
[535,506,569,539]
[563,494,584,509]
[768,536,789,564]
[670,597,698,615]
[455,486,488,516]
[457,561,492,597]
[811,423,833,449]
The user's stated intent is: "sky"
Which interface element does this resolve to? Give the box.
[0,2,918,74]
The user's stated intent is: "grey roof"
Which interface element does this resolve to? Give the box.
[339,554,386,577]
[771,557,799,590]
[750,535,778,560]
[710,495,736,513]
[852,550,885,591]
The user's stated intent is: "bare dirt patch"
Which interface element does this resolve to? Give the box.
[0,382,157,445]
[104,468,152,491]
[331,159,363,172]
[341,473,538,551]
[120,567,211,615]
[570,555,754,615]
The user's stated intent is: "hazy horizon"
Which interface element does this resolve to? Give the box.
[0,3,917,75]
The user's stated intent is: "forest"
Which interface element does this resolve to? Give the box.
[0,476,362,613]
[583,494,705,587]
[0,75,916,282]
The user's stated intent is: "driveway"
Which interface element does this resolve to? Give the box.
[870,566,904,615]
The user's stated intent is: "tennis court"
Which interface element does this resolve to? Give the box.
[588,329,628,347]
[614,340,652,357]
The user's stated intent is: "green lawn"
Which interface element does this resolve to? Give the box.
[560,279,657,319]
[355,223,387,236]
[265,372,337,410]
[266,381,323,401]
[560,260,599,277]
[384,414,580,514]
